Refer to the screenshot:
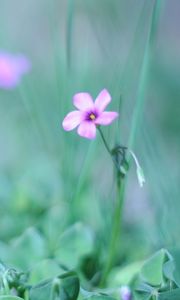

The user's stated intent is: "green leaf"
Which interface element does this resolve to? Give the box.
[140,249,168,286]
[29,259,64,285]
[54,223,94,268]
[135,249,173,300]
[159,288,180,300]
[167,250,180,287]
[135,282,158,300]
[29,271,80,300]
[29,279,52,300]
[108,261,143,286]
[9,227,47,270]
[80,287,117,300]
[59,271,80,300]
[134,293,152,300]
[163,260,175,283]
[136,282,155,293]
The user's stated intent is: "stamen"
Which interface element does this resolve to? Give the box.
[89,113,96,120]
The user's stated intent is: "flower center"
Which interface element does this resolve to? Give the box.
[89,113,96,120]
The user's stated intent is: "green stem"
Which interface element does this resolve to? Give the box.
[24,290,29,300]
[98,127,120,171]
[98,127,112,156]
[98,128,125,286]
[100,175,125,286]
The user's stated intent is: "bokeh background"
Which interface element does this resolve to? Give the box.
[0,0,180,267]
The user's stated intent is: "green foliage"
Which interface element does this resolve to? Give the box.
[10,228,47,270]
[28,259,63,285]
[108,261,143,286]
[134,249,180,300]
[0,228,46,270]
[29,271,80,300]
[55,223,94,269]
[79,288,117,300]
[140,249,169,286]
[1,240,180,300]
[159,289,180,300]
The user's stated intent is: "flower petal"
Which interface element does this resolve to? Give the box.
[62,111,83,131]
[73,93,94,111]
[0,52,31,89]
[94,89,111,112]
[77,121,96,139]
[95,111,118,125]
[15,55,31,74]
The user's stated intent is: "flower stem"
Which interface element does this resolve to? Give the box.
[100,175,125,286]
[98,127,112,156]
[98,128,125,286]
[25,290,30,300]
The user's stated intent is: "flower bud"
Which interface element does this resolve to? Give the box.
[120,285,132,300]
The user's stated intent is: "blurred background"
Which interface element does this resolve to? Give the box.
[0,0,180,270]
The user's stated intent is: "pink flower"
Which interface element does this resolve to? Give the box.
[62,89,118,139]
[120,286,132,300]
[0,51,31,89]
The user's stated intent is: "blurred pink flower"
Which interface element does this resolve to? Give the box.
[62,89,118,139]
[0,51,31,89]
[120,286,132,300]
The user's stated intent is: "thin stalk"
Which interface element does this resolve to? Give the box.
[98,127,112,156]
[98,128,125,286]
[24,290,29,300]
[100,176,125,286]
[98,127,123,170]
